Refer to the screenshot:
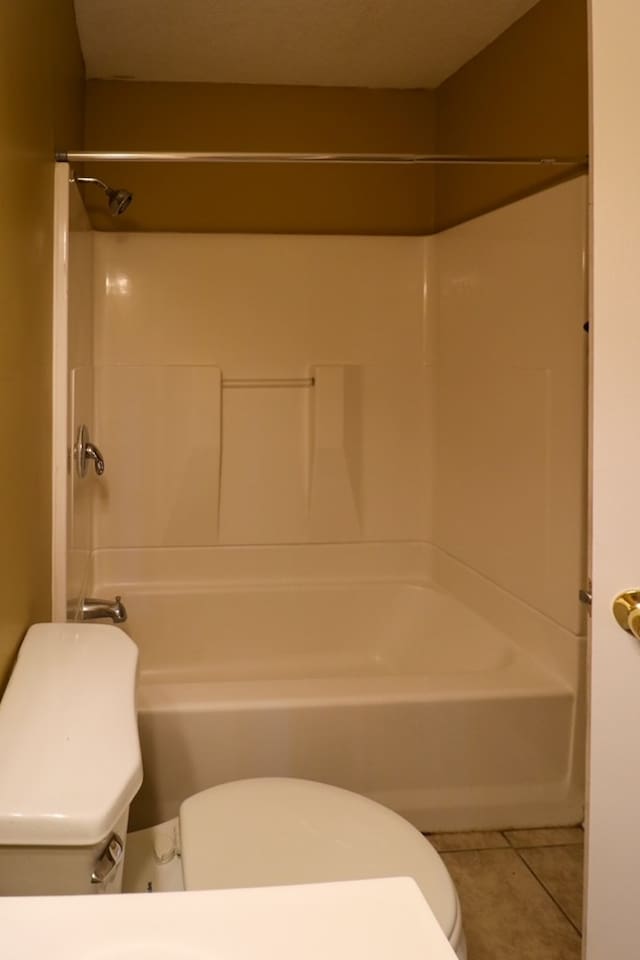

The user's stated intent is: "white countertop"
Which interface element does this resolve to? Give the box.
[0,877,457,959]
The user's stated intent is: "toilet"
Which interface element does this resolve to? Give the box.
[0,624,466,959]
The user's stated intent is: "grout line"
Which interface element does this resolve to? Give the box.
[513,848,582,938]
[432,842,582,854]
[423,834,509,854]
[504,842,583,850]
[432,834,583,936]
[500,829,584,850]
[426,831,583,855]
[431,846,509,854]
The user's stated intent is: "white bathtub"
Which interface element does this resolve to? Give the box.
[129,582,515,683]
[90,544,583,833]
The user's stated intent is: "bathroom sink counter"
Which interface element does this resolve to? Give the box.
[0,877,457,959]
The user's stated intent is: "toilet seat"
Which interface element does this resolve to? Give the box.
[179,778,462,946]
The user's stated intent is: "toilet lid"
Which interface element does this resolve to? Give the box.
[179,778,459,942]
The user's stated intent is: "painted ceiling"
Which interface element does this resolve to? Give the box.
[74,0,541,88]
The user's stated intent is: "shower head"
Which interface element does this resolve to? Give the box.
[74,176,133,216]
[106,186,133,216]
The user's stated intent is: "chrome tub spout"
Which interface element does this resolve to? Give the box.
[80,596,127,624]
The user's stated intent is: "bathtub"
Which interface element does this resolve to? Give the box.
[91,544,584,833]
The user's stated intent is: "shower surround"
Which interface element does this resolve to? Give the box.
[57,172,587,830]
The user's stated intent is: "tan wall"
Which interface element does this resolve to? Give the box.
[435,0,588,231]
[0,2,84,685]
[83,83,435,234]
[81,0,586,236]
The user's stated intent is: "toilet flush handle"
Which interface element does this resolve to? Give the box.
[91,833,124,885]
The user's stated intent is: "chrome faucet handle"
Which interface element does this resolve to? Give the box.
[85,441,105,476]
[75,424,105,477]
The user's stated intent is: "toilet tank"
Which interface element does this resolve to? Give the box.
[0,623,142,895]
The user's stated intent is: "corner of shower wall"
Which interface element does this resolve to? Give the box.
[430,176,588,660]
[429,177,589,818]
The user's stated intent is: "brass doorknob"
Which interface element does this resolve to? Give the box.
[613,591,640,639]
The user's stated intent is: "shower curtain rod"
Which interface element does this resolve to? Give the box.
[56,151,588,166]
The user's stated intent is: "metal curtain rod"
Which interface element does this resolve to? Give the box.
[56,151,588,166]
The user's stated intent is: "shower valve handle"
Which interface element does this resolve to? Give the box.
[85,441,105,476]
[75,424,105,478]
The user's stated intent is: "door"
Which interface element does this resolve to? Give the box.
[585,1,640,954]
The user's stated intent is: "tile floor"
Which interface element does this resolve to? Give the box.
[427,826,584,959]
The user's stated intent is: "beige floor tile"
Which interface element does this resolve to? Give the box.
[504,827,584,848]
[442,849,582,960]
[518,845,584,932]
[427,831,509,852]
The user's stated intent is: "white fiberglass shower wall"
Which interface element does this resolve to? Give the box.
[52,164,96,622]
[52,168,587,830]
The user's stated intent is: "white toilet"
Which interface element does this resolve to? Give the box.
[0,624,466,959]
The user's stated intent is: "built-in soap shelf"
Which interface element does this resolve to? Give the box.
[222,365,363,536]
[93,363,362,546]
[222,376,315,389]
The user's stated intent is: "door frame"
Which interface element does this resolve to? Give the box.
[584,2,640,955]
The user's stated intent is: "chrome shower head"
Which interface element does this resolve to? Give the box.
[105,186,133,216]
[74,176,133,216]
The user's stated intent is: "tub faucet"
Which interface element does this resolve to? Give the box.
[80,596,128,624]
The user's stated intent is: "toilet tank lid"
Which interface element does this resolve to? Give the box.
[0,623,142,846]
